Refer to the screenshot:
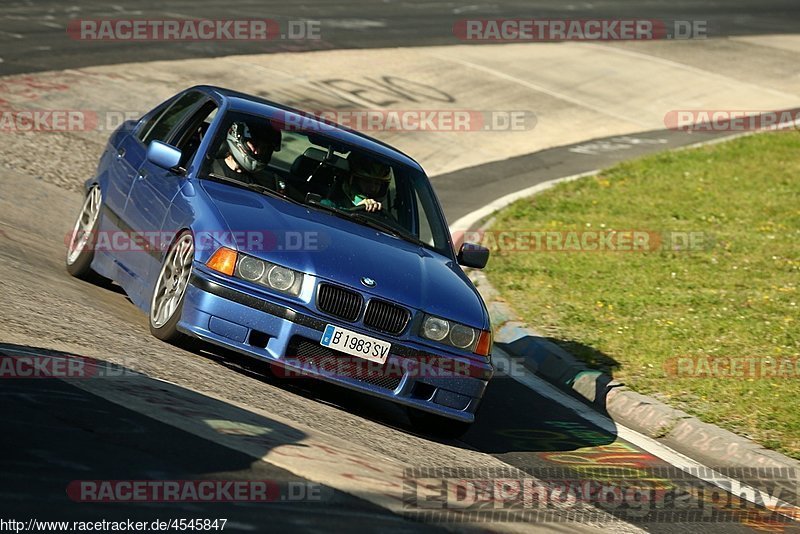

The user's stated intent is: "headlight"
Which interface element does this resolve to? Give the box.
[420,314,490,356]
[422,316,449,341]
[238,256,266,281]
[222,251,303,296]
[267,265,295,291]
[449,324,476,348]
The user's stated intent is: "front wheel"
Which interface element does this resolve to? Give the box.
[149,232,194,343]
[66,185,102,278]
[407,408,472,439]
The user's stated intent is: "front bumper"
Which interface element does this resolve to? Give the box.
[177,267,492,423]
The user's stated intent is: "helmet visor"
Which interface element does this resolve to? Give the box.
[227,122,274,172]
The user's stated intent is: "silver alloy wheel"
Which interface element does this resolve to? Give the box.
[66,186,101,265]
[150,233,194,328]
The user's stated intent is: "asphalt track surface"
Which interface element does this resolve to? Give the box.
[2,129,792,532]
[0,361,433,533]
[0,0,799,75]
[1,1,799,532]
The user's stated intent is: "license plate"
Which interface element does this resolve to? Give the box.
[320,324,391,364]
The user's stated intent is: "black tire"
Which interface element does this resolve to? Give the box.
[407,408,472,439]
[65,185,101,279]
[149,231,194,344]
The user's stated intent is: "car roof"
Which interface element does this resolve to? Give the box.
[191,85,425,172]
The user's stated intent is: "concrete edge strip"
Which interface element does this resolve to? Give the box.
[449,130,800,474]
[492,348,800,522]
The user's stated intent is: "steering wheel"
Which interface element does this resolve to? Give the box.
[342,204,368,212]
[342,203,390,215]
[343,203,408,234]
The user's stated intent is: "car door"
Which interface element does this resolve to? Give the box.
[99,132,141,239]
[98,98,175,278]
[125,92,216,295]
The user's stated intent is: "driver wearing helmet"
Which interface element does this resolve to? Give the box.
[211,121,282,188]
[322,152,391,213]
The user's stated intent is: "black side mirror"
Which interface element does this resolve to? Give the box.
[457,242,489,269]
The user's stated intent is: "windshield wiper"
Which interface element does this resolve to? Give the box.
[347,212,405,238]
[205,172,272,194]
[337,208,427,247]
[205,173,300,205]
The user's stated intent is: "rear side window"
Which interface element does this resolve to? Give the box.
[139,92,204,145]
[135,99,171,143]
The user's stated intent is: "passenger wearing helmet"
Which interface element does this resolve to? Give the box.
[211,121,282,189]
[322,152,391,213]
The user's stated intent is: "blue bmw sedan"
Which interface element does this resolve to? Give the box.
[66,85,493,436]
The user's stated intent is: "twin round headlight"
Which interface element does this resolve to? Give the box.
[421,314,477,349]
[233,253,302,296]
[238,256,297,291]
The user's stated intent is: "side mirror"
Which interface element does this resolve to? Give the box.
[146,140,182,170]
[457,242,490,269]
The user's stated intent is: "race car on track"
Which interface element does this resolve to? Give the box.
[65,85,493,436]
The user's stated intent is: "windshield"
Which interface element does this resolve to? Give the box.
[201,111,454,257]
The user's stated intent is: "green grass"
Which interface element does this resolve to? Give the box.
[485,132,800,459]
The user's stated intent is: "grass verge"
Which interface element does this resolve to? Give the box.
[484,131,800,459]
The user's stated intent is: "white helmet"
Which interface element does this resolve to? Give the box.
[226,121,280,172]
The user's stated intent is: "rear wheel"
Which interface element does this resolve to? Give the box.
[407,408,472,439]
[66,185,101,278]
[149,232,194,343]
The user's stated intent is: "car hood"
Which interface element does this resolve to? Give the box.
[200,180,488,328]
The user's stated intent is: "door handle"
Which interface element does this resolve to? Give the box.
[137,169,148,181]
[116,147,126,158]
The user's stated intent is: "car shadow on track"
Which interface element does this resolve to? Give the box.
[189,342,417,432]
[81,271,128,296]
[541,337,621,375]
[189,340,621,457]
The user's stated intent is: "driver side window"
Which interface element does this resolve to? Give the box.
[171,104,218,168]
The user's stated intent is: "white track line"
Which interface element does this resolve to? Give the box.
[492,348,800,522]
[449,170,598,233]
[583,43,798,101]
[426,53,652,128]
